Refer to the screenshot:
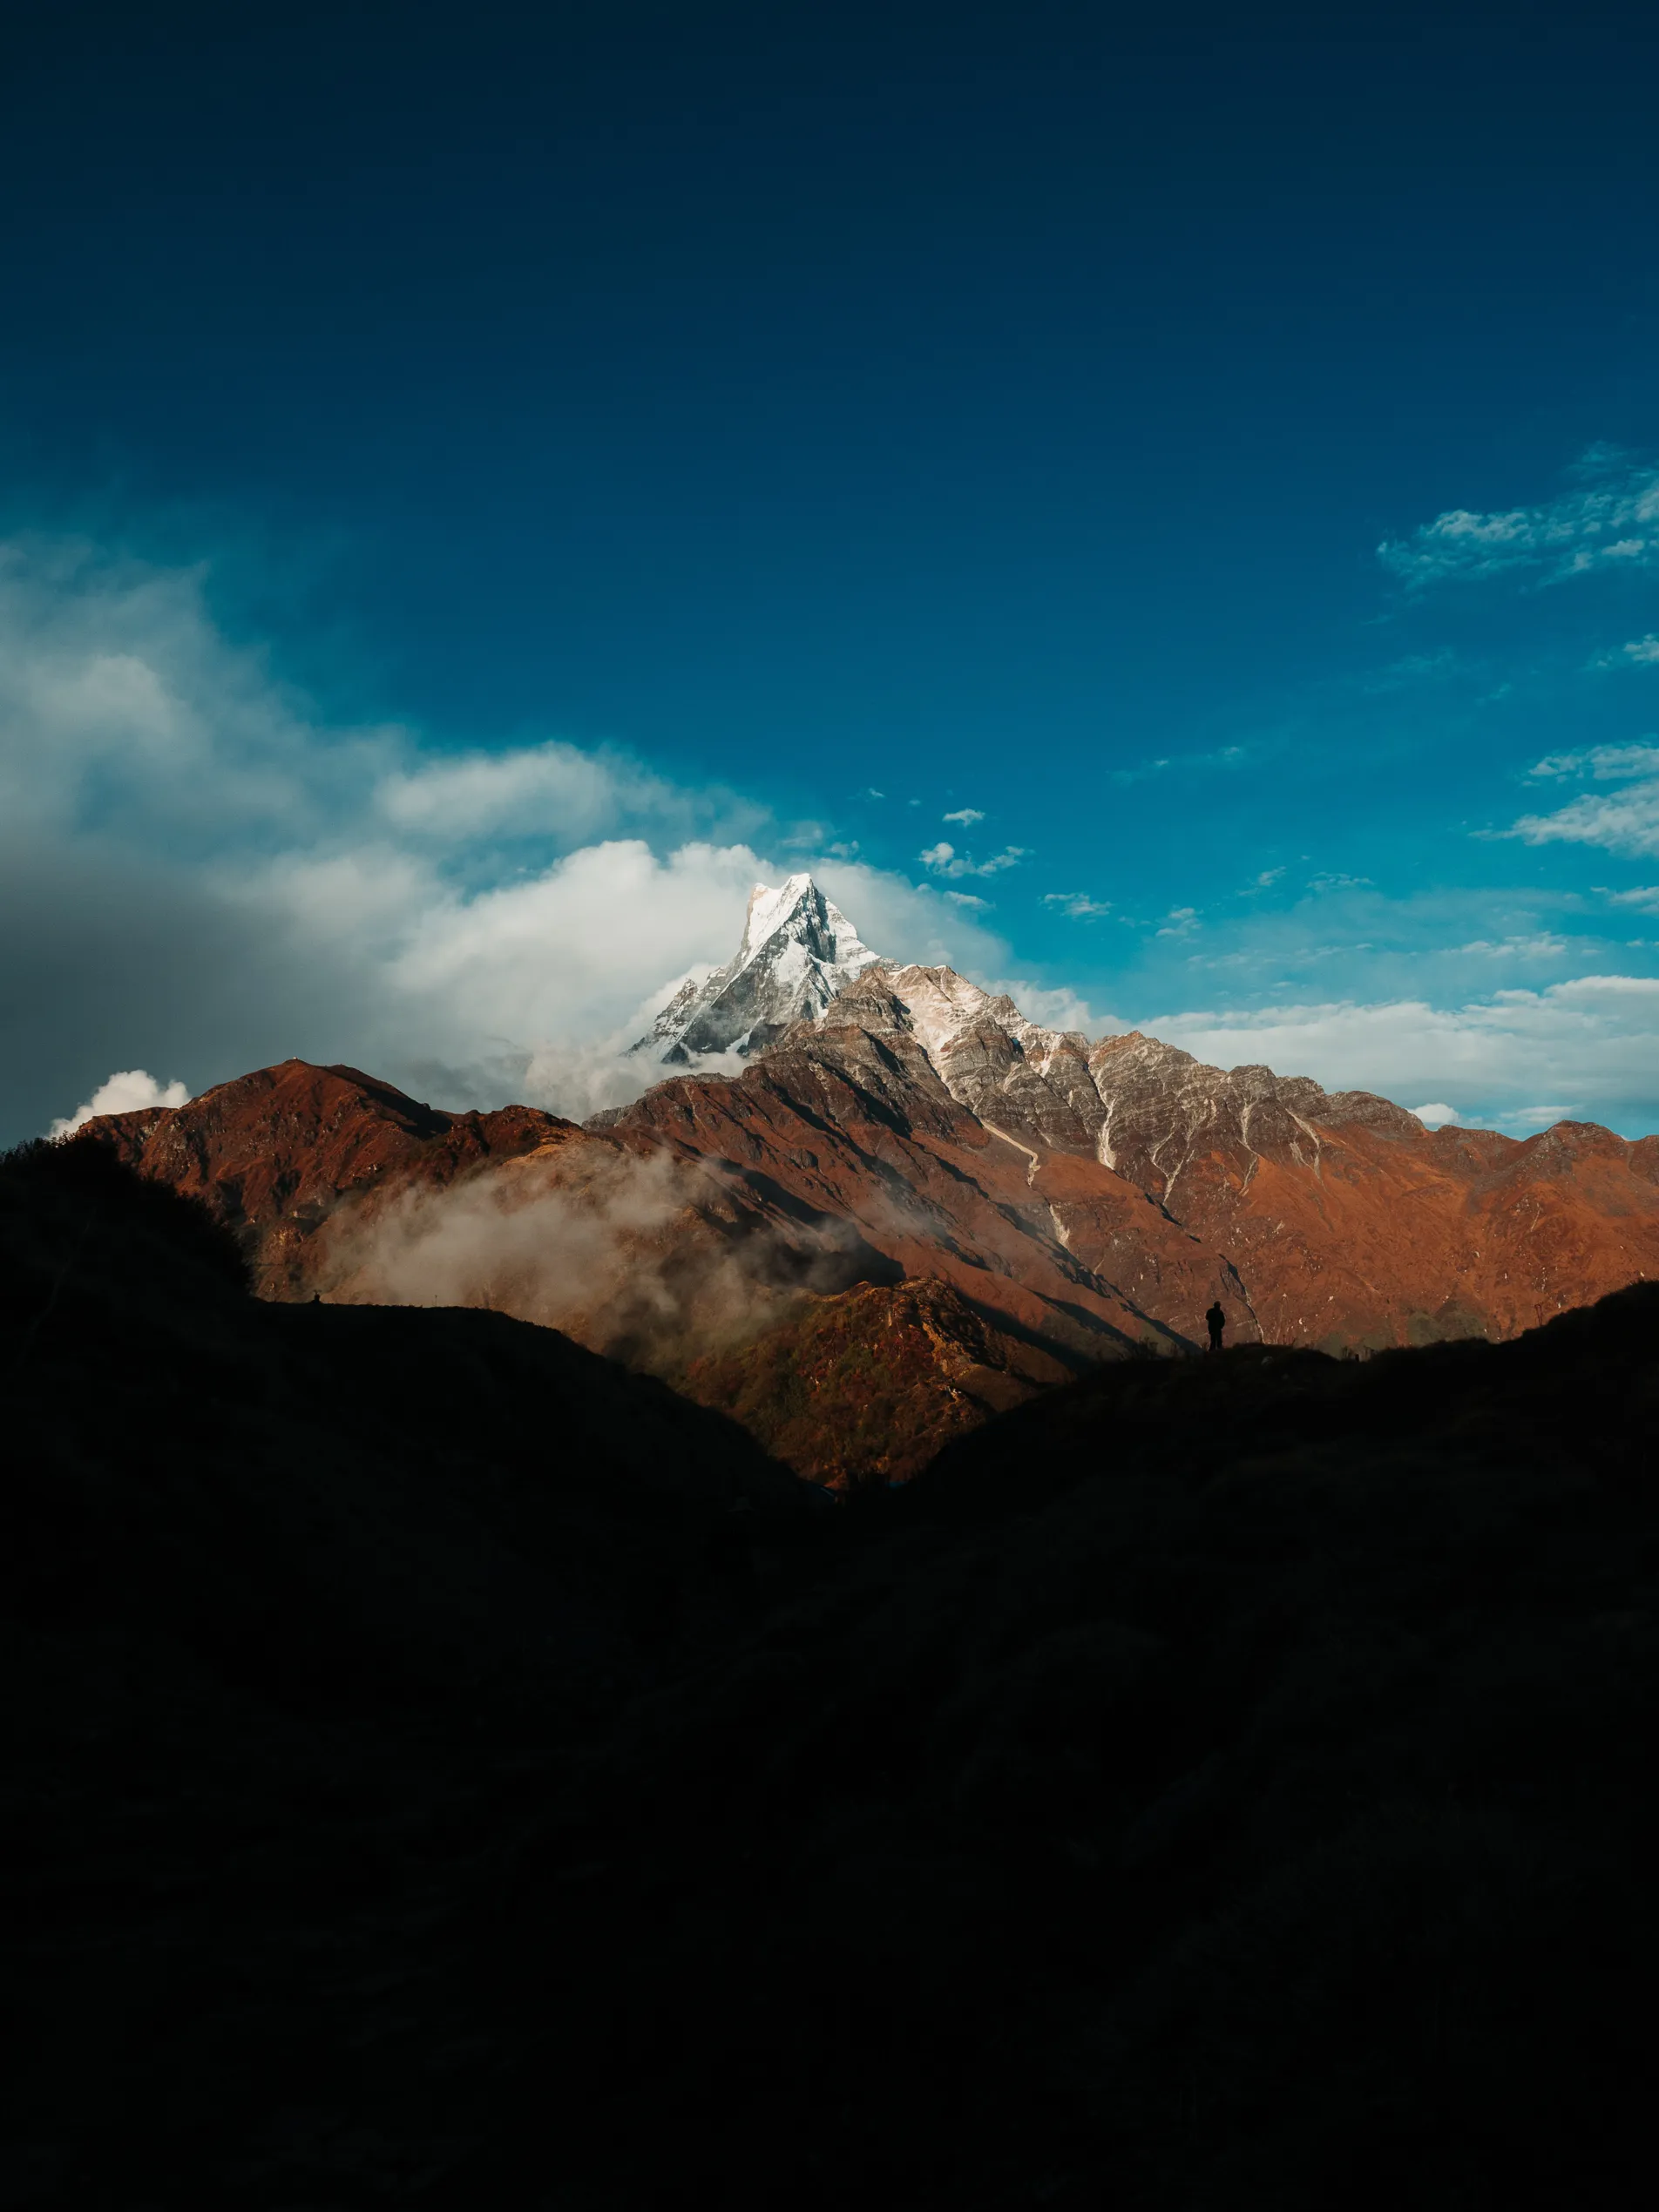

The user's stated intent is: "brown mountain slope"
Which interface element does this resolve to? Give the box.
[884,965,1659,1349]
[89,1058,578,1298]
[78,920,1659,1476]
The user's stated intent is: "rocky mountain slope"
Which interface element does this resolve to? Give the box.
[82,875,1659,1476]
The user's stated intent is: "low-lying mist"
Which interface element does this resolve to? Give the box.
[315,1138,885,1376]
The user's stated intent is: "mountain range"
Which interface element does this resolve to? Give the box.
[85,874,1659,1481]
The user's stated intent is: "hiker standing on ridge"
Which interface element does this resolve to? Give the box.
[1206,1300,1226,1353]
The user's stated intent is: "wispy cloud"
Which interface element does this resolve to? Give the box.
[942,806,985,826]
[1306,872,1371,893]
[1155,905,1199,938]
[918,840,1026,878]
[1527,742,1659,781]
[1379,452,1659,587]
[1456,933,1569,958]
[1109,744,1245,787]
[1042,890,1111,918]
[1358,649,1459,693]
[1594,635,1659,669]
[1509,742,1659,856]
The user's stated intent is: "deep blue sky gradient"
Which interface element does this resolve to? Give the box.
[4,0,1659,1119]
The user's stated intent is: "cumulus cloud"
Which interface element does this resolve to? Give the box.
[1409,1103,1460,1128]
[1155,906,1199,938]
[1379,454,1659,587]
[50,1067,188,1138]
[1043,891,1112,918]
[942,807,985,826]
[1,537,1010,1145]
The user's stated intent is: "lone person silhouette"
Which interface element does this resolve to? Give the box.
[1205,1300,1226,1353]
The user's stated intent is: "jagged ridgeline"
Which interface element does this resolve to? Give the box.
[77,873,1659,1482]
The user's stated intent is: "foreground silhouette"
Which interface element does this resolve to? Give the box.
[6,1135,1659,2208]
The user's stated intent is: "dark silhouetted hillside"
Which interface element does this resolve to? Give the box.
[7,1134,1659,2209]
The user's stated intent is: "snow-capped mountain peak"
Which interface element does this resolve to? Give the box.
[633,874,881,1064]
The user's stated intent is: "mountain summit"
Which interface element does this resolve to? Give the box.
[633,872,879,1063]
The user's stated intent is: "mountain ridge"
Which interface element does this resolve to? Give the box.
[77,875,1659,1476]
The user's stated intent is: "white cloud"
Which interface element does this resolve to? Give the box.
[1527,742,1659,781]
[1306,872,1371,893]
[1042,891,1112,918]
[50,1068,188,1139]
[1601,886,1659,913]
[1,538,1010,1143]
[1409,1103,1459,1128]
[1455,933,1568,958]
[1379,455,1659,587]
[1139,977,1659,1133]
[918,841,1026,879]
[1594,635,1659,668]
[1155,906,1198,938]
[1509,744,1659,856]
[942,807,985,826]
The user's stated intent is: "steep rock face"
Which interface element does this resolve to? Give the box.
[634,873,877,1063]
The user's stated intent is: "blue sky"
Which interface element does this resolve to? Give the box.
[4,1,1659,1140]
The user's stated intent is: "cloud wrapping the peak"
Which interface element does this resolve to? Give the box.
[0,538,1008,1143]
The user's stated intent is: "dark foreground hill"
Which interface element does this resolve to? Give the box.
[6,1138,1659,2209]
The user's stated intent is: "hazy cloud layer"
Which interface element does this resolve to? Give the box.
[1144,980,1659,1133]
